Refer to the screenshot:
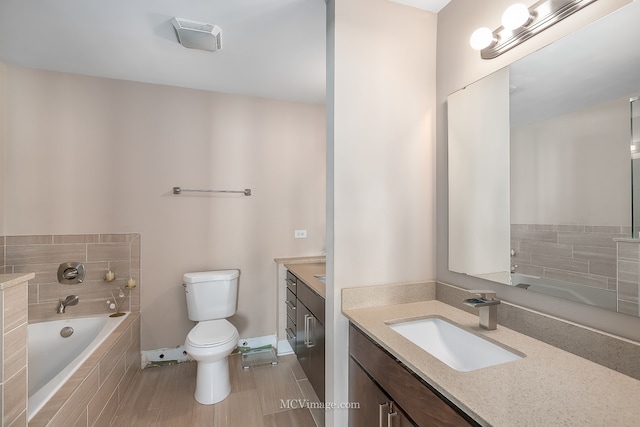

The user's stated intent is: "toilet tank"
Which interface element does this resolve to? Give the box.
[184,270,239,321]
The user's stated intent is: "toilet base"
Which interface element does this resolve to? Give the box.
[194,356,231,405]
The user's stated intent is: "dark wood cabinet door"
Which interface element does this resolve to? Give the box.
[296,303,311,375]
[349,324,476,427]
[349,358,416,427]
[308,317,325,401]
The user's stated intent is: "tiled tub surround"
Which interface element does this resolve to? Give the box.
[0,233,142,426]
[616,239,640,316]
[511,224,640,312]
[342,281,640,425]
[29,312,141,427]
[1,273,34,427]
[511,224,630,290]
[1,236,5,273]
[2,233,141,322]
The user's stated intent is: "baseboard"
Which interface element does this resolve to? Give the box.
[277,339,294,356]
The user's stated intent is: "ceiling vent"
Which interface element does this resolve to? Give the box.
[171,17,222,52]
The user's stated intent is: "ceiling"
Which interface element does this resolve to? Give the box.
[0,0,449,105]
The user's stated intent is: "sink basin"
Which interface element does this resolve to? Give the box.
[387,317,522,372]
[314,274,326,284]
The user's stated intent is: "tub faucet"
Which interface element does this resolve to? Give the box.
[57,295,79,314]
[463,290,500,330]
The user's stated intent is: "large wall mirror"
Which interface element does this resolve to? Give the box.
[448,0,640,317]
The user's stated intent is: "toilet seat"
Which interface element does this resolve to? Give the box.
[187,319,238,348]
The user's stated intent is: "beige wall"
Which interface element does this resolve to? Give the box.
[511,96,630,226]
[0,62,6,240]
[436,0,640,342]
[327,0,436,425]
[3,66,326,350]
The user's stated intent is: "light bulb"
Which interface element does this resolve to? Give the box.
[470,27,494,50]
[502,3,531,30]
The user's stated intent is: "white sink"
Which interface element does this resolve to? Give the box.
[314,274,326,284]
[387,317,522,372]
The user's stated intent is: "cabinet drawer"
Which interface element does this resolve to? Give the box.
[349,325,475,427]
[286,316,296,354]
[286,288,297,321]
[286,270,297,293]
[287,314,296,336]
[297,281,324,325]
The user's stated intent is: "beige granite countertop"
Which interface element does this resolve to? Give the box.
[343,300,640,426]
[284,262,326,298]
[0,272,35,290]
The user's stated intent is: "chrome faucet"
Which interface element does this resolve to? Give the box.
[57,295,79,314]
[463,290,500,330]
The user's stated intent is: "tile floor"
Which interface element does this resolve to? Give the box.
[111,353,323,427]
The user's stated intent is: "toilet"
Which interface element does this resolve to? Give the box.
[183,270,240,405]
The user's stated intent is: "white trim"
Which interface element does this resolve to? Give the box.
[277,339,294,356]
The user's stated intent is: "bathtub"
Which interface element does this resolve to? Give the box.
[27,313,130,421]
[510,273,617,310]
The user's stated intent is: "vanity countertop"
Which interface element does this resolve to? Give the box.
[284,262,326,299]
[343,299,640,426]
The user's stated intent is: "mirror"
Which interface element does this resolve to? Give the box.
[448,1,640,317]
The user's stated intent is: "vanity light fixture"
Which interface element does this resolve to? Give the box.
[470,0,599,59]
[501,3,533,30]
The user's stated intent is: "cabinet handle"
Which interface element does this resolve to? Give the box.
[307,315,316,348]
[304,314,316,348]
[378,402,390,427]
[285,300,296,310]
[285,328,295,340]
[286,278,297,288]
[304,314,311,346]
[387,407,398,427]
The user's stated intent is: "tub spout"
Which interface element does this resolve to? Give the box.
[57,295,79,314]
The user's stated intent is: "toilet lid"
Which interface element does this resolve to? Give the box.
[187,320,238,348]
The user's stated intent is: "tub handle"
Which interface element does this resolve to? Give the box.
[57,262,86,284]
[63,268,79,279]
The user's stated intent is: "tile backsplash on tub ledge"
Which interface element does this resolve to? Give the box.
[2,233,140,323]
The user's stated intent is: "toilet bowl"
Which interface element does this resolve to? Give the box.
[185,319,239,404]
[183,270,240,405]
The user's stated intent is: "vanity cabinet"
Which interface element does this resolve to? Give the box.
[285,271,297,352]
[287,269,325,402]
[349,357,415,427]
[349,324,477,427]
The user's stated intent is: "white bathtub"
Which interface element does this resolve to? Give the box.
[27,313,129,421]
[510,273,617,310]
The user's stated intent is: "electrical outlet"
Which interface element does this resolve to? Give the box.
[294,229,307,239]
